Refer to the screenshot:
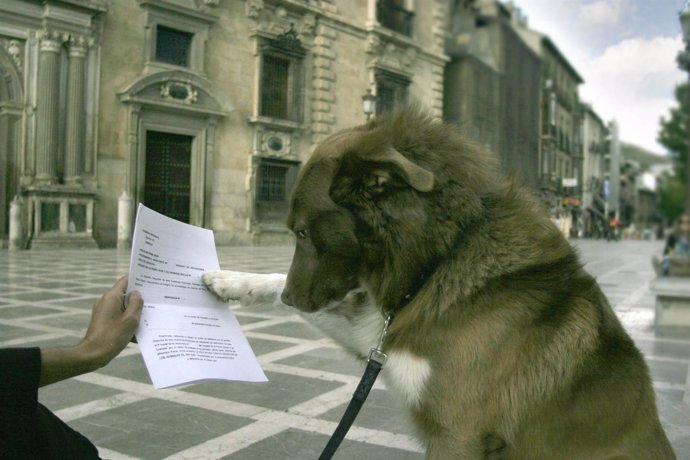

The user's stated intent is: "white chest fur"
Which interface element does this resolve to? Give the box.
[304,300,431,409]
[203,271,431,409]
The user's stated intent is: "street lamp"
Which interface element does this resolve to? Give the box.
[361,89,376,121]
[677,1,690,213]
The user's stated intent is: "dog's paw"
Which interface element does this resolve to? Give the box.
[202,271,244,302]
[202,271,287,308]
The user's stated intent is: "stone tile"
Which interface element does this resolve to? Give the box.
[318,388,419,438]
[0,323,42,341]
[220,427,424,460]
[247,336,298,356]
[40,380,123,411]
[25,311,92,333]
[71,398,253,459]
[96,353,153,384]
[0,305,64,319]
[648,359,690,385]
[275,346,365,377]
[183,370,342,411]
[251,320,326,341]
[2,290,69,302]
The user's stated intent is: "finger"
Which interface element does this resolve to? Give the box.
[113,276,128,292]
[124,291,144,317]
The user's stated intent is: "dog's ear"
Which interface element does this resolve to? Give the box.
[365,148,434,192]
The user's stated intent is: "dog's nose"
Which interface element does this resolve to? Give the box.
[281,289,294,306]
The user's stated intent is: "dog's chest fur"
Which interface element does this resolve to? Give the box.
[305,299,431,408]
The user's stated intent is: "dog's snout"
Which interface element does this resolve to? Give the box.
[281,289,294,306]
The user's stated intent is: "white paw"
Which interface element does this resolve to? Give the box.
[202,271,287,308]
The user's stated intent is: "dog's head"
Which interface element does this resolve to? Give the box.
[281,108,498,312]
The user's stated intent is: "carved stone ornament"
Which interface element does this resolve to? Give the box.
[246,0,264,18]
[365,33,381,54]
[270,23,305,55]
[37,29,69,52]
[300,13,316,36]
[3,39,23,69]
[366,34,417,72]
[261,130,292,158]
[160,81,198,104]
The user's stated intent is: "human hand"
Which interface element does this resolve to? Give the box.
[78,276,143,369]
[39,277,144,387]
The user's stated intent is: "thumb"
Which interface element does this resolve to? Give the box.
[124,291,144,319]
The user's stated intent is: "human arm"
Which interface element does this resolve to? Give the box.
[38,276,143,387]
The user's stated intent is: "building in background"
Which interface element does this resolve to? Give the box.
[444,0,541,189]
[580,103,609,237]
[0,0,448,248]
[0,0,665,248]
[520,29,584,213]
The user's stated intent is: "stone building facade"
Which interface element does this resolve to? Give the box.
[444,0,541,189]
[516,26,584,210]
[1,0,448,248]
[580,103,609,236]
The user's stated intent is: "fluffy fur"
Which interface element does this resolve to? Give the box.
[204,108,675,459]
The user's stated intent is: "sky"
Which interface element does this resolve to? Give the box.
[510,0,687,155]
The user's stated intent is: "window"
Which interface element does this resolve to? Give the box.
[375,69,410,115]
[255,159,299,224]
[260,55,291,119]
[259,29,305,122]
[140,2,215,74]
[377,0,414,36]
[258,162,288,202]
[155,25,192,67]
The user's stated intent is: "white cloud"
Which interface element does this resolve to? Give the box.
[578,35,686,153]
[578,0,626,27]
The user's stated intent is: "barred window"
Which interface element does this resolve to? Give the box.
[255,159,299,224]
[258,163,288,202]
[375,69,410,115]
[260,55,291,120]
[259,27,305,122]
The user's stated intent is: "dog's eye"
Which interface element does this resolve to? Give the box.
[296,230,308,239]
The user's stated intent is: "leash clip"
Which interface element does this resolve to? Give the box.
[368,313,392,365]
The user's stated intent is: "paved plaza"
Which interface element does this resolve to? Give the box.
[1,239,689,459]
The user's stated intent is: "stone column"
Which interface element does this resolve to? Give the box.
[64,37,88,185]
[34,31,62,185]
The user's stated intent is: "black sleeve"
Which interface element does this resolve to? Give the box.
[0,348,101,460]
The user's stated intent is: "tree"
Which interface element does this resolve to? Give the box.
[658,173,687,222]
[658,82,689,220]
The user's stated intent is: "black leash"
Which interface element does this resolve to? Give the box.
[318,314,392,460]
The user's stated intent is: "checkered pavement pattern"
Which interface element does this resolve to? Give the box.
[0,240,688,459]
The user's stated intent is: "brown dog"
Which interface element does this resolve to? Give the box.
[204,108,675,459]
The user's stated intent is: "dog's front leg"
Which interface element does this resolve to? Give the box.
[203,271,287,308]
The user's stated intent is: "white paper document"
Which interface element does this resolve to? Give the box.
[127,204,267,389]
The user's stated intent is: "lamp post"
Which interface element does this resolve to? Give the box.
[361,89,376,121]
[678,2,690,213]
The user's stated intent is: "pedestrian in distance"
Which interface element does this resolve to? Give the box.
[653,213,690,276]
